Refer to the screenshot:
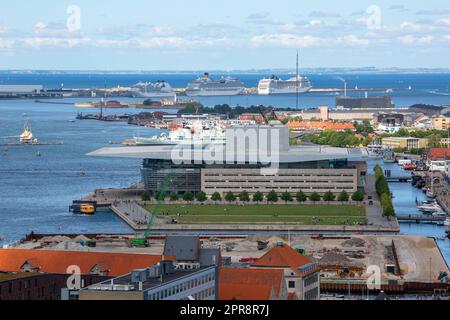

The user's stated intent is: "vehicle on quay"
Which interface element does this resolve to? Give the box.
[131,81,176,99]
[258,75,312,95]
[185,73,245,96]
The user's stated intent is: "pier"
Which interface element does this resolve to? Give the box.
[397,215,446,223]
[386,176,412,183]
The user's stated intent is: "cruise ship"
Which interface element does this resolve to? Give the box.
[258,75,312,95]
[185,73,245,97]
[130,81,176,99]
[134,119,227,146]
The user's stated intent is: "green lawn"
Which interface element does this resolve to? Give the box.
[145,204,366,225]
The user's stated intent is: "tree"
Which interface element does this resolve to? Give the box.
[141,192,151,202]
[381,193,396,218]
[267,190,279,203]
[296,191,307,202]
[196,191,207,203]
[281,192,293,203]
[323,191,336,202]
[183,191,194,202]
[225,192,236,203]
[352,190,365,202]
[338,191,349,202]
[211,192,222,203]
[239,191,250,202]
[169,192,179,201]
[253,192,264,203]
[156,191,166,201]
[309,192,321,202]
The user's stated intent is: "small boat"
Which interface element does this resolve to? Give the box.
[383,149,396,163]
[403,164,417,171]
[36,151,42,157]
[76,170,86,177]
[444,218,450,226]
[417,200,442,214]
[20,120,38,144]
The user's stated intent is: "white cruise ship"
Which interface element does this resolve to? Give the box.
[131,81,176,99]
[258,75,312,95]
[185,73,245,97]
[134,120,226,146]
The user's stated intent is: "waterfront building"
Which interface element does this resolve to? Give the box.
[251,243,321,300]
[382,137,429,150]
[336,96,394,110]
[89,125,368,196]
[219,268,289,300]
[79,260,218,301]
[433,116,450,131]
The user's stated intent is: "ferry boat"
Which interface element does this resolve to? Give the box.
[20,121,38,144]
[185,73,245,97]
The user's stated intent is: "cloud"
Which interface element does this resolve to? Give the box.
[247,12,270,20]
[389,5,409,12]
[398,35,435,45]
[309,11,340,18]
[435,18,450,26]
[416,9,450,16]
[21,37,90,47]
[246,12,282,25]
[250,34,323,48]
[0,39,15,48]
[335,35,369,46]
[0,25,10,35]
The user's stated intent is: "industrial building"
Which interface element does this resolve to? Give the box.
[89,125,368,196]
[336,96,394,109]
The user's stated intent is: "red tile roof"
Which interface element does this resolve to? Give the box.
[0,249,172,277]
[252,244,317,276]
[219,268,284,300]
[288,121,355,132]
[428,148,450,160]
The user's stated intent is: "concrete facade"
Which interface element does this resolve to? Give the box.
[382,137,429,150]
[201,167,359,196]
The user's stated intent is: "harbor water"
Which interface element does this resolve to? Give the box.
[0,73,449,266]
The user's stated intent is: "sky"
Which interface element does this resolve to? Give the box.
[1,0,450,70]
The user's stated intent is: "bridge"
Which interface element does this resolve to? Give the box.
[386,176,412,183]
[397,215,446,223]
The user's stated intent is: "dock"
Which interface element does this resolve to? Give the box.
[397,214,446,223]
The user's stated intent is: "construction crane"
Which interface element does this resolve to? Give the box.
[259,107,279,125]
[131,173,173,247]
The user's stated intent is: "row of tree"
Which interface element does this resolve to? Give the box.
[374,165,396,218]
[309,129,370,148]
[143,190,365,204]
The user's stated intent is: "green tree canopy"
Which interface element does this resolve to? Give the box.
[211,192,222,202]
[225,192,236,203]
[309,192,321,202]
[281,192,293,203]
[196,191,207,203]
[183,191,194,202]
[239,191,250,202]
[169,192,179,201]
[267,190,279,203]
[323,191,336,202]
[253,192,264,202]
[338,191,349,202]
[296,191,307,202]
[352,190,365,202]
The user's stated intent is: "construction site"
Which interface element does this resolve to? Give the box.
[9,232,449,295]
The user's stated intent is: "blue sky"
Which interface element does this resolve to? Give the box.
[1,0,450,70]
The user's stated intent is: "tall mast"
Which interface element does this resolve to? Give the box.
[296,50,299,109]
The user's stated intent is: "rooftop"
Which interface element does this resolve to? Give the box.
[219,268,284,300]
[0,249,172,277]
[428,148,450,160]
[252,244,319,276]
